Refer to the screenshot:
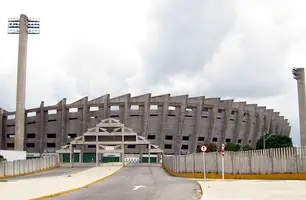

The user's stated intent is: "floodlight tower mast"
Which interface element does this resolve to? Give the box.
[8,14,40,151]
[292,67,306,147]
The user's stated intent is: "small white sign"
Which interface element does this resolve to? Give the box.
[104,153,120,157]
[26,153,40,157]
[105,146,115,151]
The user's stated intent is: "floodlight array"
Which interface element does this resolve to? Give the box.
[8,17,40,34]
[292,68,301,80]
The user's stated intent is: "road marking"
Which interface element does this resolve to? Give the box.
[132,185,146,191]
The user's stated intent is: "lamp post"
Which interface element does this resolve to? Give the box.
[292,67,306,147]
[263,133,275,149]
[8,15,40,151]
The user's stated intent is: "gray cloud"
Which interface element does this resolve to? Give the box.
[0,0,302,145]
[140,0,236,85]
[56,43,137,101]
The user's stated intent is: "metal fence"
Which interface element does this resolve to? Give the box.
[163,147,306,174]
[0,156,60,177]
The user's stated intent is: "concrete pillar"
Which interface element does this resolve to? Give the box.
[96,139,99,166]
[188,96,205,153]
[294,68,306,146]
[243,104,257,146]
[148,144,151,164]
[80,148,83,163]
[81,97,88,133]
[270,112,280,134]
[142,94,150,138]
[69,144,73,168]
[103,94,110,119]
[14,14,28,151]
[232,102,246,143]
[0,109,3,149]
[205,98,220,143]
[159,94,170,150]
[59,99,67,147]
[169,95,188,154]
[219,100,234,147]
[124,94,131,126]
[251,107,266,147]
[39,101,45,154]
[264,109,273,135]
[122,144,125,166]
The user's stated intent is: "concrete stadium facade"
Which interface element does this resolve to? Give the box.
[0,93,291,155]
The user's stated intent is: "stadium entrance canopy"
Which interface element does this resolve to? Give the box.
[56,118,163,167]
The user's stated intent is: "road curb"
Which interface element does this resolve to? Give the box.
[28,166,123,200]
[197,181,206,200]
[162,164,306,180]
[0,165,60,179]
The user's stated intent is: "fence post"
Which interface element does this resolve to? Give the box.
[295,147,299,173]
[193,153,196,173]
[177,155,180,173]
[184,155,187,173]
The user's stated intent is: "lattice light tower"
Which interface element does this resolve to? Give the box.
[8,14,40,151]
[292,67,306,147]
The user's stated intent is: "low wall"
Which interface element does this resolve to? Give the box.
[163,147,306,180]
[0,156,60,178]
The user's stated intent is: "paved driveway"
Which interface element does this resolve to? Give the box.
[49,163,201,200]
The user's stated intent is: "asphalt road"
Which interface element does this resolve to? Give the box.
[49,163,202,200]
[4,163,95,181]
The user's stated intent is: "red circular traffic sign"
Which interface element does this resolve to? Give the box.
[200,145,207,152]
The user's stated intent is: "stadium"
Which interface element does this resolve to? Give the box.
[0,93,290,161]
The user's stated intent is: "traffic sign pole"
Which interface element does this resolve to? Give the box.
[221,143,225,180]
[202,151,206,181]
[200,145,207,181]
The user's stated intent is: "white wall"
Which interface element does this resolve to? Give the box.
[0,150,26,161]
[163,147,306,174]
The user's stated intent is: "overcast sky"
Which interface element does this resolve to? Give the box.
[0,0,304,145]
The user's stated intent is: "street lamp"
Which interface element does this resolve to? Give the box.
[8,14,40,151]
[292,67,306,147]
[263,133,276,149]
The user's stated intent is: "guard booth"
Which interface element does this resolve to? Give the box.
[56,118,163,167]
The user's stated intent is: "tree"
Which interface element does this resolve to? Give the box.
[0,155,6,163]
[256,133,293,149]
[196,143,218,153]
[225,142,241,152]
[242,145,254,151]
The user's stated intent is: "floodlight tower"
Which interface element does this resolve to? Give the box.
[8,14,40,151]
[292,67,306,147]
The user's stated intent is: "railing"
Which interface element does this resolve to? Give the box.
[163,147,306,174]
[0,156,60,178]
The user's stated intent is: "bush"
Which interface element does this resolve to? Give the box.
[225,142,241,152]
[256,133,293,149]
[242,145,254,151]
[0,155,6,162]
[196,143,218,153]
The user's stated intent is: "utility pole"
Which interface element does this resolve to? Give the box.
[261,125,266,149]
[263,133,266,149]
[8,14,40,151]
[292,67,306,147]
[263,133,276,149]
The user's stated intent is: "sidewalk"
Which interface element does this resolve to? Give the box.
[198,180,306,200]
[0,165,122,200]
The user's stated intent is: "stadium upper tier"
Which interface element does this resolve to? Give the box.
[0,93,290,155]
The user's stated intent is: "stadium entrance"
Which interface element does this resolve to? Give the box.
[56,118,163,167]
